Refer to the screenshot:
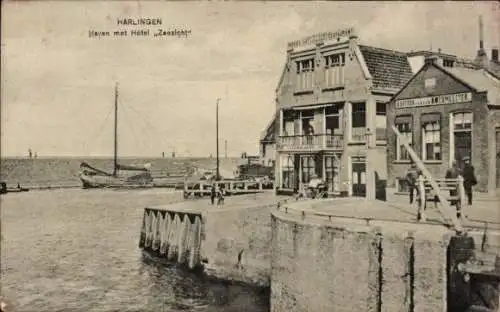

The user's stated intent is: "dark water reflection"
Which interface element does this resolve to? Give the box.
[0,189,268,312]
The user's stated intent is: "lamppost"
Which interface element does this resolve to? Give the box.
[365,127,376,201]
[216,98,221,181]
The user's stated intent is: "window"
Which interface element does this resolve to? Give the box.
[375,102,387,141]
[296,58,315,91]
[451,112,473,164]
[421,114,441,161]
[325,105,343,148]
[281,154,295,189]
[395,116,413,161]
[301,110,315,135]
[453,112,473,130]
[424,78,436,88]
[325,155,340,192]
[324,53,346,86]
[351,102,366,141]
[325,105,342,133]
[282,110,297,136]
[301,155,315,183]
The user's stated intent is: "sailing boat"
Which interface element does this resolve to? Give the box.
[79,83,154,189]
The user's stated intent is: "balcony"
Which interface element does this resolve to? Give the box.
[277,134,344,151]
[376,128,387,142]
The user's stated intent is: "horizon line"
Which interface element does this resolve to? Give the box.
[0,155,245,160]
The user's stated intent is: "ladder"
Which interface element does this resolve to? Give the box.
[391,125,463,233]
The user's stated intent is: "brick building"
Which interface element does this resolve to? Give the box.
[273,27,413,198]
[387,55,500,193]
[387,16,500,194]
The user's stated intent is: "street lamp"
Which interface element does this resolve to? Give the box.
[216,98,221,181]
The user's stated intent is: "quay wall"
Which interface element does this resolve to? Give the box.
[201,204,275,287]
[139,197,278,287]
[139,196,500,311]
[270,206,500,312]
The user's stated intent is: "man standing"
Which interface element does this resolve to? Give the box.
[210,183,216,205]
[406,162,420,204]
[461,156,477,205]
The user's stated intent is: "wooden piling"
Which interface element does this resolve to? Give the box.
[183,217,194,266]
[167,213,180,260]
[145,210,153,248]
[164,212,174,256]
[188,215,202,269]
[160,212,171,255]
[139,210,147,248]
[177,214,189,265]
[152,211,162,251]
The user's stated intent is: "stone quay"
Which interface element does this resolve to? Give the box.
[138,193,500,311]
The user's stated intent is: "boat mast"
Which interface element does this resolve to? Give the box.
[216,98,221,181]
[113,83,119,177]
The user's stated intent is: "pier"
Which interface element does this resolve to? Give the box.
[182,179,271,199]
[139,193,285,286]
[138,193,500,312]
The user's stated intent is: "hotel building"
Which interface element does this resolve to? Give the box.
[272,28,413,198]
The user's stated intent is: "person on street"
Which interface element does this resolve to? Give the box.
[217,184,225,205]
[405,162,420,205]
[210,183,216,205]
[445,161,461,198]
[308,174,323,198]
[461,156,477,205]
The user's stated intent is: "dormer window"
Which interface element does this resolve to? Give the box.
[425,78,436,88]
[296,58,315,91]
[324,53,346,87]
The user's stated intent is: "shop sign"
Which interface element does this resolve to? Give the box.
[395,92,472,109]
[287,28,355,50]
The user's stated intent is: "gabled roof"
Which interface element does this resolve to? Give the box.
[486,60,500,79]
[260,114,276,143]
[444,66,500,106]
[407,50,458,59]
[391,60,500,107]
[275,62,288,93]
[359,45,413,91]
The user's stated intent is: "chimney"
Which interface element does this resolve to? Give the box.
[492,47,499,63]
[475,15,488,67]
[479,15,485,50]
[349,28,359,40]
[425,55,442,66]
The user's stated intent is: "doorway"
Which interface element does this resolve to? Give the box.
[454,131,472,166]
[351,156,366,197]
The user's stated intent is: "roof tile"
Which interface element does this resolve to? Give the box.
[359,45,413,90]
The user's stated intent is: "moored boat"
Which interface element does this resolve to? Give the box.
[79,83,154,189]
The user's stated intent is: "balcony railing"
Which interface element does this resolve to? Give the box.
[351,127,367,142]
[277,134,343,150]
[376,128,386,142]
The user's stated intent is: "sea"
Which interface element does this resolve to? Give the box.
[0,157,269,312]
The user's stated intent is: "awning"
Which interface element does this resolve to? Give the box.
[420,113,441,124]
[395,115,413,123]
[291,104,331,111]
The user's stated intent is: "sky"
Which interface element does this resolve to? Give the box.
[1,1,499,158]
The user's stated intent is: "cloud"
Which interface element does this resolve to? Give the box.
[2,1,498,157]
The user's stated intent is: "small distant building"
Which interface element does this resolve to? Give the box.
[259,115,276,167]
[273,27,413,198]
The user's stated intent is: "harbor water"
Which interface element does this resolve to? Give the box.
[0,188,269,312]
